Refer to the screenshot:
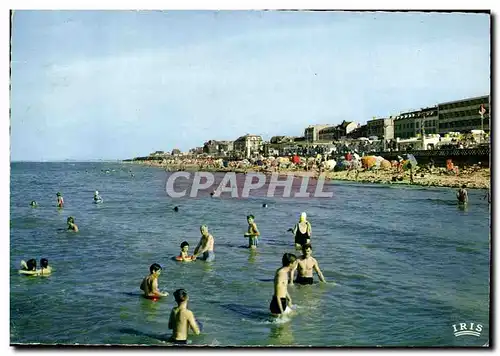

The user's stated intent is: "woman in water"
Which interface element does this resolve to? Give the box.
[292,212,312,250]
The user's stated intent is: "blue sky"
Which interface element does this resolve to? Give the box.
[10,10,490,161]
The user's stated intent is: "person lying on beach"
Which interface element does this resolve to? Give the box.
[457,185,468,204]
[270,253,298,317]
[176,241,195,262]
[244,215,260,249]
[192,225,215,262]
[168,289,201,344]
[140,263,169,299]
[67,216,79,232]
[290,244,326,285]
[292,212,311,250]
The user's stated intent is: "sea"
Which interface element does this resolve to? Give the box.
[10,162,491,347]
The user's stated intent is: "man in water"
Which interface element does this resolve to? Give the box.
[292,212,312,250]
[93,190,102,202]
[192,225,215,262]
[173,206,179,212]
[56,192,64,208]
[39,258,52,275]
[457,184,469,204]
[290,244,326,285]
[244,215,260,249]
[140,263,169,299]
[67,216,79,232]
[270,253,298,317]
[168,289,201,344]
[178,241,193,262]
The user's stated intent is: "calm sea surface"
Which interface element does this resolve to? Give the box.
[10,162,491,346]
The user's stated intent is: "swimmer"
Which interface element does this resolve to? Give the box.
[292,212,312,250]
[457,184,468,204]
[290,244,326,285]
[140,263,169,299]
[177,241,194,262]
[262,203,268,208]
[270,253,298,317]
[38,258,52,275]
[173,206,179,212]
[19,259,37,274]
[168,289,201,344]
[30,201,38,207]
[192,225,215,262]
[244,215,260,249]
[93,190,102,202]
[210,190,215,197]
[56,192,64,208]
[67,216,79,232]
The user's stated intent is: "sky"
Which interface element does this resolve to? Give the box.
[10,10,490,161]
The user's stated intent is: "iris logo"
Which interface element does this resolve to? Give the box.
[452,322,483,337]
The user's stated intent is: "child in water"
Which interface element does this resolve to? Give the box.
[67,216,79,232]
[178,241,194,262]
[39,258,52,275]
[56,192,64,208]
[168,289,201,344]
[140,263,169,299]
[93,190,102,202]
[30,201,38,207]
[244,215,260,249]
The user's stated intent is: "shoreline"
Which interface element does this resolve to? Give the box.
[124,160,490,190]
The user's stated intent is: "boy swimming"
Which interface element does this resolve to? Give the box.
[177,241,194,262]
[168,289,201,344]
[67,216,79,232]
[140,263,169,299]
[244,215,260,249]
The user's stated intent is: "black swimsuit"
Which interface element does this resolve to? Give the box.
[295,276,314,285]
[294,224,310,245]
[269,295,288,314]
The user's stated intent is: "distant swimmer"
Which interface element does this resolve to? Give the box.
[262,203,268,208]
[176,241,195,262]
[292,212,312,250]
[192,225,215,262]
[67,216,79,232]
[93,190,103,203]
[270,253,298,317]
[173,206,179,212]
[140,263,169,299]
[210,190,215,197]
[30,201,38,207]
[38,258,52,275]
[19,259,38,275]
[290,244,326,285]
[457,184,469,204]
[56,192,64,208]
[168,289,201,344]
[244,215,260,249]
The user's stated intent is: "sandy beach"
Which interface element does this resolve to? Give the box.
[126,160,490,190]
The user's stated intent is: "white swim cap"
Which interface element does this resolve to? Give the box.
[300,212,307,221]
[95,191,99,195]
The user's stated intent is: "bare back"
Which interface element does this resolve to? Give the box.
[169,307,200,341]
[274,267,289,298]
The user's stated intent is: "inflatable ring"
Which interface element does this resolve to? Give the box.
[175,255,194,262]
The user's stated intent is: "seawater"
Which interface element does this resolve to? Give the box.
[10,162,490,346]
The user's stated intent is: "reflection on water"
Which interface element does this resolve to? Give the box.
[268,321,294,345]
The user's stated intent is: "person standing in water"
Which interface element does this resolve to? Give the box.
[56,192,64,208]
[192,225,215,262]
[93,190,102,202]
[244,215,260,249]
[140,263,169,299]
[290,244,326,285]
[67,216,79,232]
[292,212,312,250]
[457,184,469,204]
[168,289,201,344]
[270,253,297,317]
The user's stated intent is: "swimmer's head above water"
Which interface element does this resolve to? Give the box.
[40,258,49,269]
[173,288,188,304]
[26,258,37,271]
[56,192,62,197]
[282,253,297,267]
[299,212,307,222]
[262,204,267,208]
[30,201,37,207]
[180,241,189,253]
[302,243,313,257]
[149,263,162,275]
[247,215,255,224]
[67,216,75,224]
[173,206,179,212]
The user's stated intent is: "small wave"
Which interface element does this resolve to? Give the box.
[455,246,480,254]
